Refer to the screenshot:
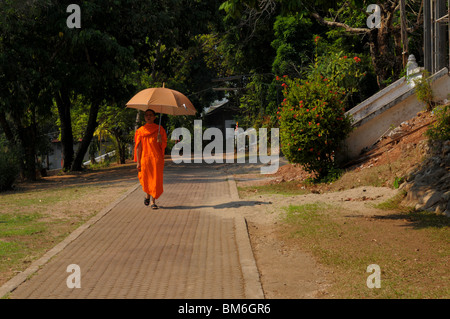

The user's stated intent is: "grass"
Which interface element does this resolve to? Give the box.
[283,202,339,236]
[0,212,49,273]
[280,201,450,298]
[0,187,97,286]
[372,191,407,211]
[238,181,310,197]
[0,164,136,288]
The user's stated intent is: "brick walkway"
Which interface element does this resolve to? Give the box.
[3,162,263,299]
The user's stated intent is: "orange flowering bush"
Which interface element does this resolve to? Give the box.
[277,37,364,181]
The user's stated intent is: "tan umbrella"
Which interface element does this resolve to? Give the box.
[126,85,196,116]
[126,84,196,141]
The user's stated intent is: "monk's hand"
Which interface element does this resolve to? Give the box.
[137,162,141,172]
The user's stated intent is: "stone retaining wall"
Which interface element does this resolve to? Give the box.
[401,139,450,216]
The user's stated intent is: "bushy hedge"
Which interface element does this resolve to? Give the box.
[277,37,364,181]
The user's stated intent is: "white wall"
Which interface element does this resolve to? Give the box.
[344,68,450,159]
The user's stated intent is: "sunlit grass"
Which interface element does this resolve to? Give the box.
[280,201,450,298]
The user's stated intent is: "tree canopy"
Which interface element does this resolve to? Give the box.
[0,0,428,182]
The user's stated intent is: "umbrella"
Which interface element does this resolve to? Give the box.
[126,84,196,141]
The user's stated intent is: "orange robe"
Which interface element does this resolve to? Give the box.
[134,123,167,199]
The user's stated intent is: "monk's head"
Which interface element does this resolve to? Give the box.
[144,109,156,123]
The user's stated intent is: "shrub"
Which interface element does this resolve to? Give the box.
[414,70,435,111]
[277,37,364,181]
[426,104,450,142]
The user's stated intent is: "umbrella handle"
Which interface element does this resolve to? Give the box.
[157,113,162,143]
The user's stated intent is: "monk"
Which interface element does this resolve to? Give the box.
[134,109,167,209]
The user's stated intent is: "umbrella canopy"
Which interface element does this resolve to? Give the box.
[126,87,196,116]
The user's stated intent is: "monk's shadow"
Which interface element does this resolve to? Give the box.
[161,200,270,210]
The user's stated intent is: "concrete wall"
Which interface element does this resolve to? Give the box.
[344,67,450,159]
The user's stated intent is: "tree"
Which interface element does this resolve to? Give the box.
[1,0,223,177]
[0,1,56,180]
[0,0,137,175]
[94,105,136,165]
[47,0,142,171]
[271,13,316,76]
[220,0,424,88]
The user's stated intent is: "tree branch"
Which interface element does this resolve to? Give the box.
[311,12,370,34]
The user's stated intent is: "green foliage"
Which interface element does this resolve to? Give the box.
[237,73,277,129]
[271,13,314,76]
[0,142,20,192]
[414,71,435,111]
[426,104,450,142]
[277,37,364,181]
[393,176,404,189]
[95,104,137,164]
[1,0,224,174]
[314,51,365,94]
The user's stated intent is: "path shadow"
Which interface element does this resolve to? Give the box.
[10,162,137,193]
[160,200,270,210]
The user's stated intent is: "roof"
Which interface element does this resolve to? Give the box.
[204,99,229,116]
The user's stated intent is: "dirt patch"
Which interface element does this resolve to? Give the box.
[239,186,401,298]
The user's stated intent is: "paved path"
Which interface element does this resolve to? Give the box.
[1,162,264,299]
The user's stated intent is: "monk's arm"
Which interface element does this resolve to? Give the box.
[136,141,142,171]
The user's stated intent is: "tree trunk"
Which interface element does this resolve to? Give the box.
[55,89,74,171]
[0,112,15,143]
[71,102,100,171]
[367,18,402,88]
[21,126,37,181]
[117,137,126,164]
[10,112,37,181]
